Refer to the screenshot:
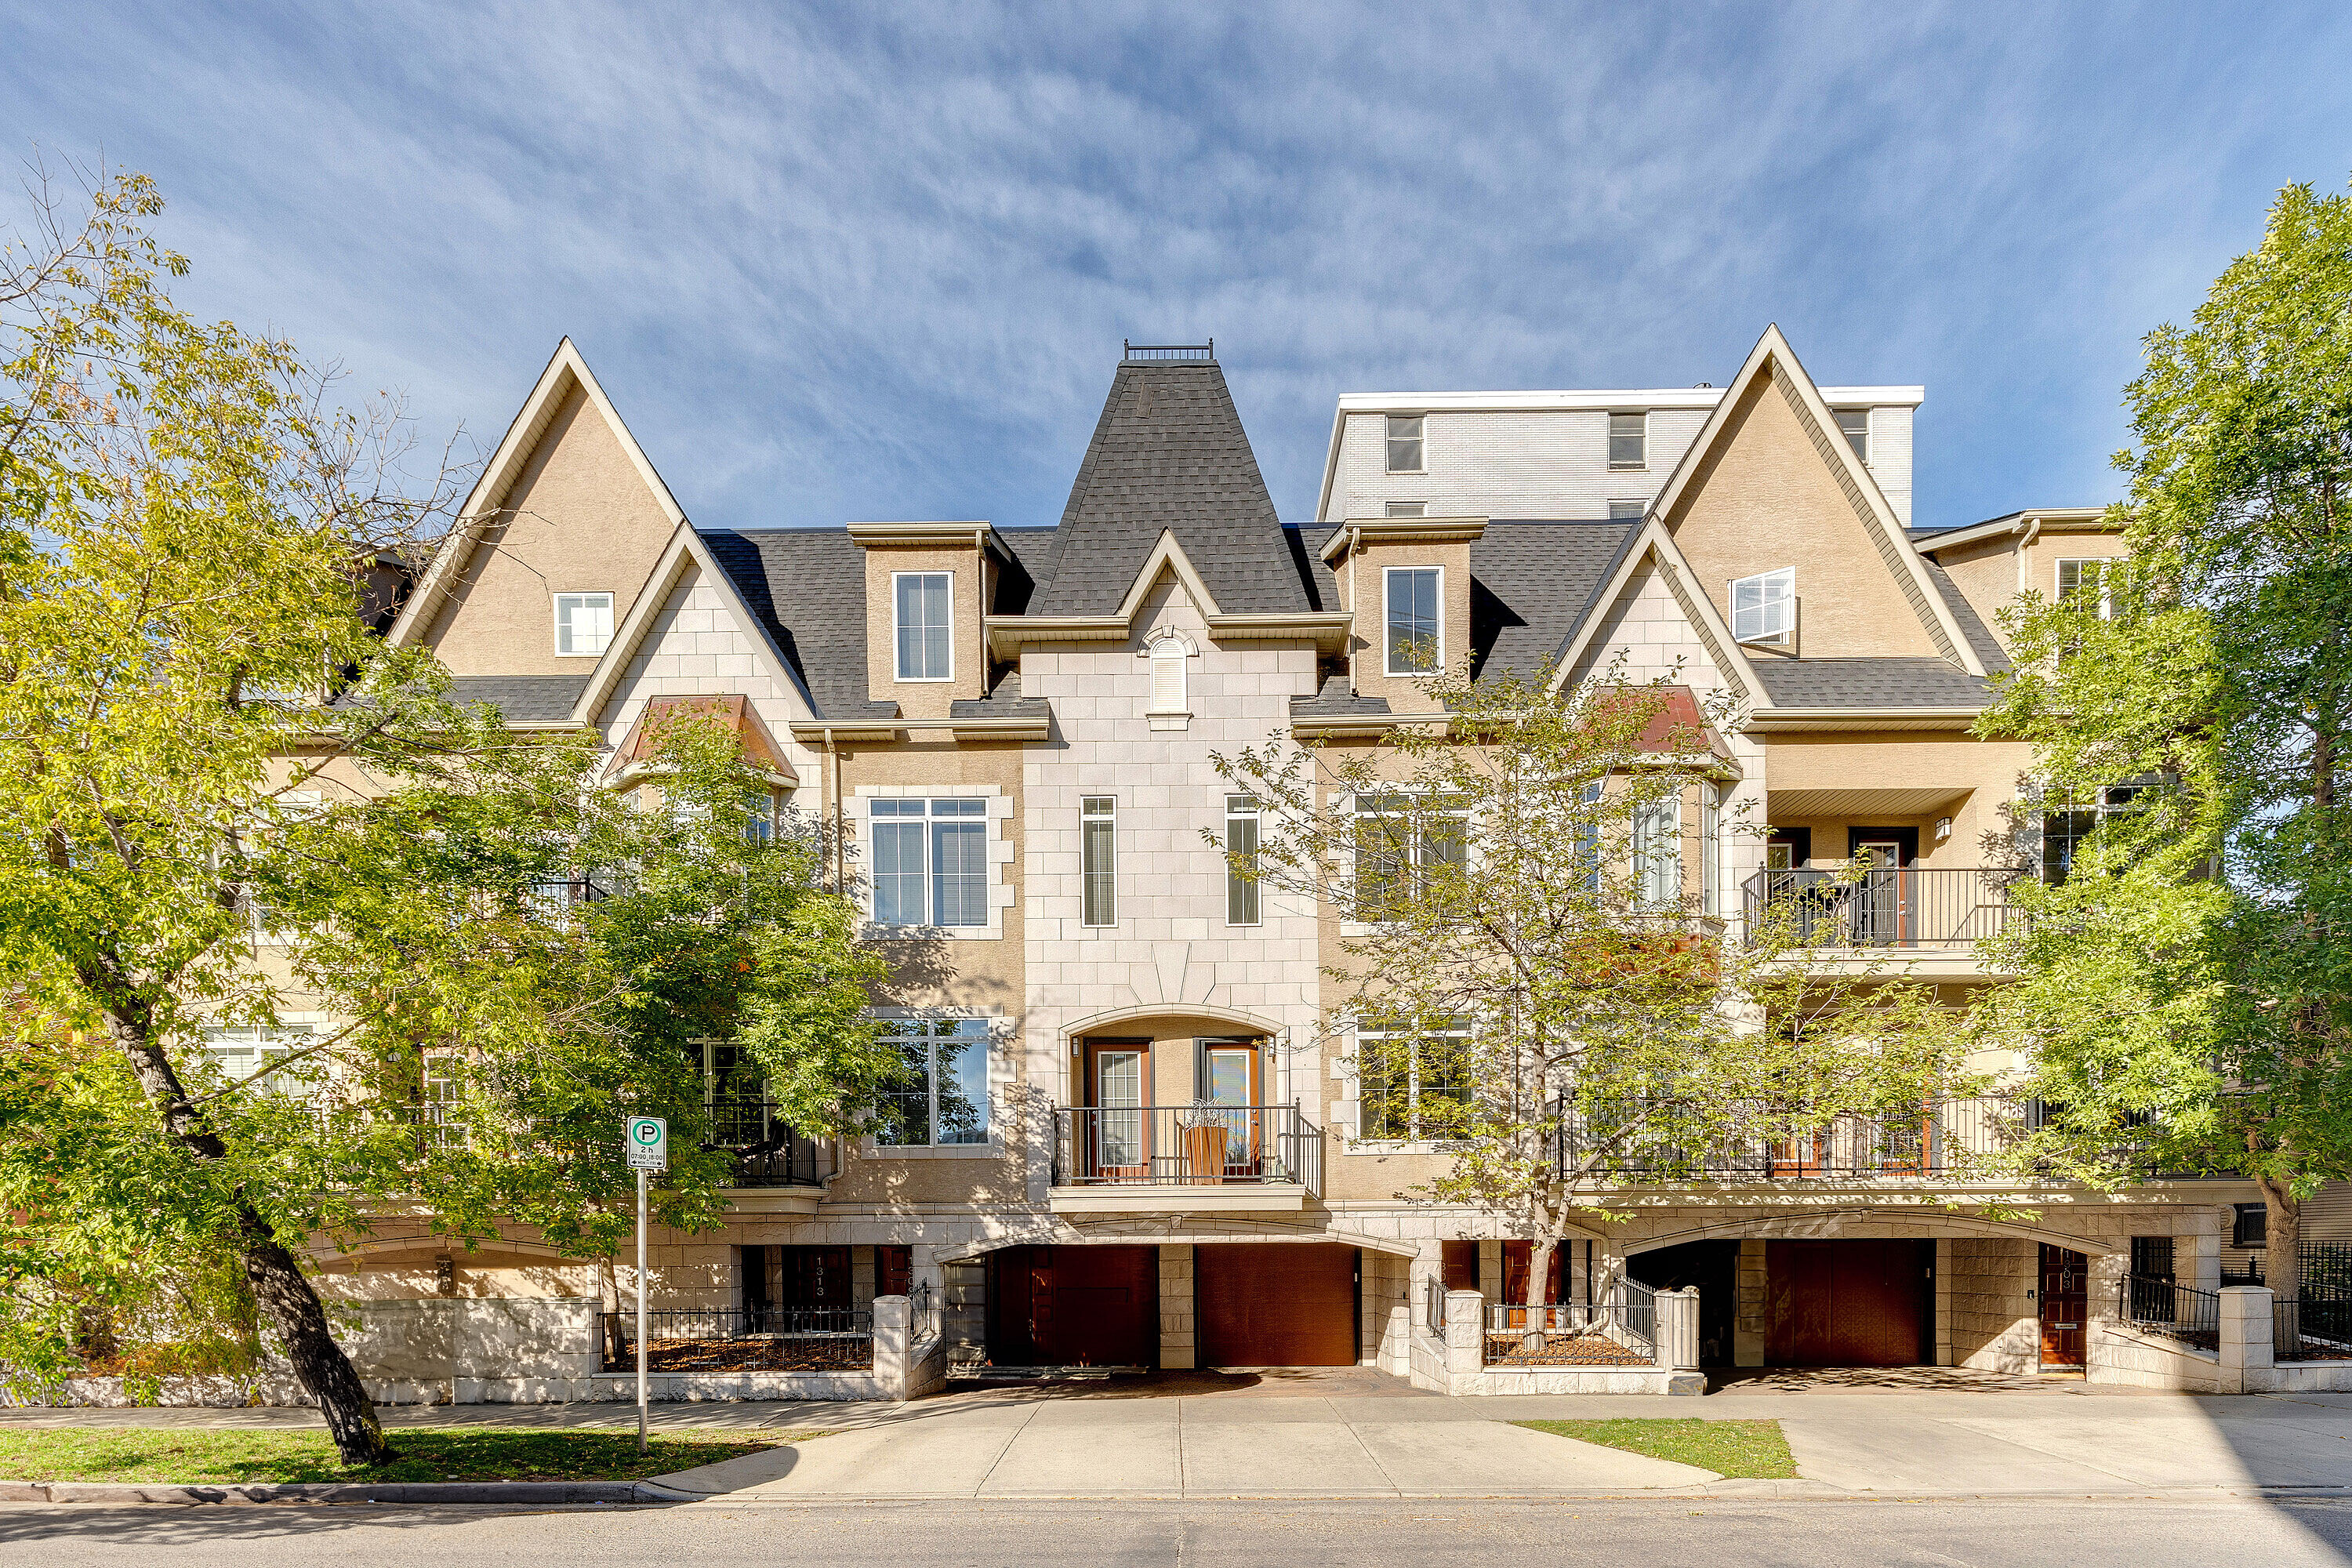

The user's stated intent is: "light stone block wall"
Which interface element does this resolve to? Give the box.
[593,562,819,786]
[1160,1243,1196,1370]
[1947,1237,2038,1373]
[1359,1246,1412,1371]
[1734,1238,1767,1366]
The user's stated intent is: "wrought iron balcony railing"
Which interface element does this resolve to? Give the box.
[706,1097,826,1187]
[1742,866,2020,950]
[1052,1105,1323,1196]
[1555,1095,2036,1183]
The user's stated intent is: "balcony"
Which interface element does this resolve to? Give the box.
[1741,866,2019,958]
[707,1097,829,1214]
[1050,1105,1323,1214]
[1555,1095,2038,1185]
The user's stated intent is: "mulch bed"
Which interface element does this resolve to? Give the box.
[606,1335,873,1374]
[1483,1331,1650,1368]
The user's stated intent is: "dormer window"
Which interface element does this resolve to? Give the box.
[1732,568,1795,644]
[554,592,614,657]
[1608,412,1646,470]
[1385,415,1424,474]
[1835,408,1870,464]
[893,572,953,681]
[1385,566,1443,675]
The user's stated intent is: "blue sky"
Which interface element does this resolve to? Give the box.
[5,3,2349,534]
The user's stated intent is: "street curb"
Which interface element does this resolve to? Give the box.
[0,1477,704,1505]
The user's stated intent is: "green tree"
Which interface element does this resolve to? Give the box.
[0,169,891,1460]
[1977,178,2352,1302]
[1214,665,1969,1301]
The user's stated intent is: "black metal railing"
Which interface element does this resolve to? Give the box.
[598,1306,873,1373]
[526,877,612,927]
[1051,1105,1323,1195]
[705,1098,826,1187]
[2277,1290,2352,1361]
[1123,339,1214,361]
[909,1279,940,1342]
[1742,866,2019,950]
[1483,1279,1657,1367]
[1425,1276,1448,1333]
[1556,1095,2031,1182]
[2117,1273,2220,1350]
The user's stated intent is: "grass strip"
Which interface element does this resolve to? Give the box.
[0,1425,830,1484]
[1512,1417,1798,1479]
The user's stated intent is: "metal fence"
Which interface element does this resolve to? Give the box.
[1742,866,2019,950]
[705,1097,826,1186]
[2116,1273,2220,1351]
[598,1306,873,1373]
[1123,340,1214,361]
[1557,1095,2029,1182]
[909,1279,941,1342]
[1482,1279,1657,1367]
[2277,1289,2352,1361]
[1052,1105,1323,1195]
[1425,1276,1448,1333]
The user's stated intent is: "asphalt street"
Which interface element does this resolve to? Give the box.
[5,1497,2352,1566]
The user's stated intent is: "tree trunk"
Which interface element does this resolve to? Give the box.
[100,996,390,1465]
[2259,1177,2302,1304]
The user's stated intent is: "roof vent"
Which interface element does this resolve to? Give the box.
[1124,340,1214,363]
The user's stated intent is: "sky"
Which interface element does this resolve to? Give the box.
[5,2,2349,535]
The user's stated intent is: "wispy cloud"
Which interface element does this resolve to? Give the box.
[5,1,2348,529]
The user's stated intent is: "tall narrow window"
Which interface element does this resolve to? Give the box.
[1225,794,1261,927]
[1700,786,1720,916]
[1385,414,1424,473]
[868,798,989,927]
[554,592,614,656]
[1835,408,1870,464]
[1632,792,1682,906]
[893,572,953,681]
[1608,412,1646,470]
[1081,796,1117,927]
[1575,779,1605,894]
[1731,568,1795,644]
[1148,637,1187,715]
[1384,566,1443,675]
[2056,559,2114,619]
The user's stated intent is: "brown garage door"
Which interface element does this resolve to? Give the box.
[1196,1243,1359,1367]
[985,1245,1158,1368]
[1765,1240,1932,1366]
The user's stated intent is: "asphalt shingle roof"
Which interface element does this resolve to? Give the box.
[1289,672,1392,719]
[1471,521,1644,685]
[444,675,590,722]
[699,528,898,723]
[1032,359,1307,618]
[1922,559,2012,673]
[1751,657,1994,708]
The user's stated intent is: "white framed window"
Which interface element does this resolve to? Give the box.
[1081,796,1117,927]
[876,1017,992,1146]
[892,572,953,681]
[1607,499,1644,521]
[1700,785,1720,916]
[2056,558,2114,619]
[201,1025,318,1097]
[1608,411,1646,470]
[1354,791,1466,921]
[554,591,614,657]
[1356,1017,1471,1142]
[1385,500,1427,517]
[1385,414,1424,473]
[869,797,988,927]
[1574,779,1605,894]
[1632,791,1682,906]
[2040,776,2163,885]
[1384,565,1443,675]
[1731,567,1795,644]
[1148,637,1187,715]
[1835,408,1870,464]
[742,789,782,845]
[1225,793,1261,927]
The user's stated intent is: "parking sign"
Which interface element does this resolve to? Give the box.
[624,1115,667,1171]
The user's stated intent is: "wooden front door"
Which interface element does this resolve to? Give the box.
[2039,1243,2089,1368]
[780,1245,850,1309]
[1083,1039,1151,1180]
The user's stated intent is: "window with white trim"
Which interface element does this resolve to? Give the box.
[869,797,988,926]
[1225,794,1260,927]
[202,1025,317,1097]
[1607,499,1644,520]
[1731,567,1795,644]
[1148,637,1187,715]
[2040,777,2162,885]
[1081,796,1117,927]
[1608,412,1646,470]
[1356,1017,1471,1142]
[1574,779,1605,894]
[1385,500,1427,517]
[876,1018,991,1146]
[1632,791,1682,906]
[892,572,953,681]
[554,592,614,657]
[1835,408,1870,464]
[2056,558,2114,619]
[1384,566,1443,675]
[1700,785,1721,916]
[1385,414,1424,473]
[1354,792,1466,921]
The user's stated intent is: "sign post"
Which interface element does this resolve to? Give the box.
[624,1116,667,1455]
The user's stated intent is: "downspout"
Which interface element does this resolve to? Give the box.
[2015,515,2042,595]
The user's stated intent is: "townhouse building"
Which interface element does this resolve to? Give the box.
[296,326,2335,1395]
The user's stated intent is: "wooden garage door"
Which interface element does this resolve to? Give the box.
[1765,1240,1932,1366]
[1196,1243,1359,1367]
[985,1245,1158,1368]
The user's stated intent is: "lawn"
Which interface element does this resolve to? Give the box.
[0,1425,826,1484]
[1512,1417,1798,1479]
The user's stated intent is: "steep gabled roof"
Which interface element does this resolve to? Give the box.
[698,528,898,724]
[1033,358,1307,617]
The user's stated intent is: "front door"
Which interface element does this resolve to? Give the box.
[1853,838,1905,947]
[1083,1039,1151,1180]
[2039,1243,2088,1368]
